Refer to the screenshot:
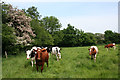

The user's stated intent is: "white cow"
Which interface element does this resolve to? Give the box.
[26,46,41,67]
[51,47,61,61]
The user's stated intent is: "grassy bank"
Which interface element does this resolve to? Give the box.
[2,45,118,78]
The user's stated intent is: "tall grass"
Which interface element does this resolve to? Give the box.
[2,45,118,78]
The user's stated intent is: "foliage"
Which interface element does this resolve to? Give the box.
[104,30,120,44]
[30,19,54,46]
[2,2,9,24]
[24,6,41,20]
[2,24,16,54]
[6,4,36,45]
[61,24,96,47]
[95,33,104,44]
[62,24,78,47]
[82,33,97,46]
[40,16,62,34]
[52,31,64,46]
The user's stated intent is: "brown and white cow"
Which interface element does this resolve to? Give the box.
[35,48,49,73]
[104,43,116,51]
[88,46,98,62]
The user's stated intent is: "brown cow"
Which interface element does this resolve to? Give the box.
[104,43,116,51]
[35,48,49,72]
[88,46,98,62]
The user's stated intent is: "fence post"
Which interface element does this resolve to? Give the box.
[5,51,8,58]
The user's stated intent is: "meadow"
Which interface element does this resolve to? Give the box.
[2,45,119,78]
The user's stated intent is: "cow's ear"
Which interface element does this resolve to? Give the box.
[88,48,90,50]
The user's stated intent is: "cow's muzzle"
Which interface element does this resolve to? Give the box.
[27,58,29,60]
[37,58,41,60]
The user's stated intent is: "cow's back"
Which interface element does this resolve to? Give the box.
[90,46,98,53]
[51,47,57,54]
[42,50,49,62]
[108,44,114,47]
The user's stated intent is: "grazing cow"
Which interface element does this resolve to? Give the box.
[104,43,116,51]
[88,46,98,62]
[26,46,41,67]
[35,48,49,72]
[51,47,61,61]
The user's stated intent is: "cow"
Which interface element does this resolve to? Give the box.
[104,43,116,51]
[35,48,49,72]
[88,46,98,62]
[51,47,61,61]
[26,46,41,67]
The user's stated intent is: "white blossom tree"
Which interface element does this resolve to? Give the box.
[7,4,36,45]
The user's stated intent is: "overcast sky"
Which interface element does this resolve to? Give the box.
[2,0,119,33]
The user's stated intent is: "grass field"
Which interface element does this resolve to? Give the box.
[2,45,119,78]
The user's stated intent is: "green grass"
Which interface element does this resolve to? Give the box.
[0,57,2,79]
[2,45,119,78]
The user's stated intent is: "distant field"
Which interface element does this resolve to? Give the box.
[2,45,119,78]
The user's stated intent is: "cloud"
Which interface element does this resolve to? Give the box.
[58,15,118,33]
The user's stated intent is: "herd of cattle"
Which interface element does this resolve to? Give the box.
[26,43,116,72]
[26,46,61,72]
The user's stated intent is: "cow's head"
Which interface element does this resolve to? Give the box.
[36,49,42,60]
[26,50,31,59]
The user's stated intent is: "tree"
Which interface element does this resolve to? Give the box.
[30,19,54,46]
[2,24,16,55]
[61,24,75,47]
[104,30,114,44]
[52,31,64,46]
[6,4,36,45]
[2,2,9,24]
[40,16,62,34]
[95,33,104,44]
[25,6,41,20]
[82,33,97,46]
[75,28,85,46]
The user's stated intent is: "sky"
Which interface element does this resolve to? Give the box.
[2,0,119,33]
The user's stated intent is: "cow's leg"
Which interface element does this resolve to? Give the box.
[31,59,33,67]
[94,54,97,62]
[36,64,39,71]
[41,63,44,73]
[113,46,116,50]
[91,55,93,60]
[56,54,59,61]
[46,61,48,67]
[49,53,50,58]
[34,59,36,64]
[51,52,53,56]
[106,48,108,51]
[59,54,61,59]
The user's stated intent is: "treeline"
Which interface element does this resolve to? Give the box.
[2,2,120,55]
